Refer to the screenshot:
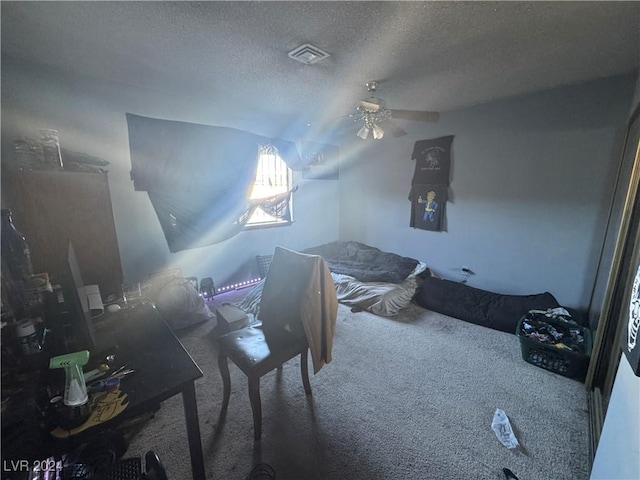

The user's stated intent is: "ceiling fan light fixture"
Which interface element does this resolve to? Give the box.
[357,125,370,139]
[350,80,440,139]
[372,124,384,139]
[365,80,379,92]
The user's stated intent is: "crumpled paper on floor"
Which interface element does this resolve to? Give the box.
[491,408,519,449]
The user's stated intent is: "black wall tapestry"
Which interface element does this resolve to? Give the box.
[126,113,300,252]
[409,135,453,232]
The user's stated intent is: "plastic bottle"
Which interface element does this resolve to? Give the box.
[40,129,64,169]
[1,209,33,281]
[16,319,41,355]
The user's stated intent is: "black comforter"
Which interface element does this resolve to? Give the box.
[303,241,419,284]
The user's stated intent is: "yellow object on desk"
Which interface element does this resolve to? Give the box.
[50,387,128,438]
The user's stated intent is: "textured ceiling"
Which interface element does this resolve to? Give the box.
[2,1,640,137]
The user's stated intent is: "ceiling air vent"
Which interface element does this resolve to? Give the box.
[287,43,330,65]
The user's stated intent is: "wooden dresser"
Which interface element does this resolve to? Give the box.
[6,169,123,297]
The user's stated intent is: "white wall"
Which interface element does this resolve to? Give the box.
[591,359,640,479]
[338,74,636,312]
[1,58,340,291]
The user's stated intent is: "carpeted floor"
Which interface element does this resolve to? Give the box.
[126,290,591,480]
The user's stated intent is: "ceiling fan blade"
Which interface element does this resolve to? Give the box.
[378,118,407,137]
[389,109,440,123]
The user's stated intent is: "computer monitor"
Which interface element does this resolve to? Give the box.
[59,242,96,351]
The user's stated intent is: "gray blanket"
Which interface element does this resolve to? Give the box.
[303,241,419,284]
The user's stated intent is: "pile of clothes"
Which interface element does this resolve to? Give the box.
[520,308,588,354]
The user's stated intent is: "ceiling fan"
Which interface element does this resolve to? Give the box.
[354,81,440,139]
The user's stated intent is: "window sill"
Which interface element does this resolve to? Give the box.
[244,220,294,231]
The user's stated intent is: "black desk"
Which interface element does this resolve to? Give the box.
[1,301,206,480]
[101,301,205,480]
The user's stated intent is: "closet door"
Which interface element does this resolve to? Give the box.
[585,104,640,457]
[10,169,123,297]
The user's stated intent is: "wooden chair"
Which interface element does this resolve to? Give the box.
[216,246,336,440]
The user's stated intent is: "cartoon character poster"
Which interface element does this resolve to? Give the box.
[409,185,447,232]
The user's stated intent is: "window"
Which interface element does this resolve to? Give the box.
[246,145,293,227]
[127,113,301,251]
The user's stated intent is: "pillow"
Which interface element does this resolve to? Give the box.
[143,270,215,330]
[256,254,274,279]
[415,276,560,333]
[155,278,215,330]
[369,275,422,317]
